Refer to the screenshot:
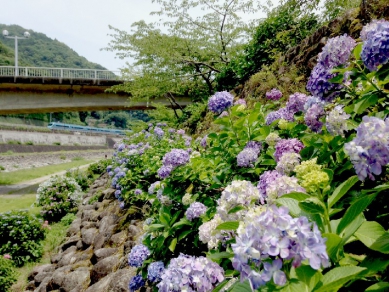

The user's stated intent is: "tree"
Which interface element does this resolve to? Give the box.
[106,0,270,102]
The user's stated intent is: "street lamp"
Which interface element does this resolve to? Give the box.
[2,30,30,76]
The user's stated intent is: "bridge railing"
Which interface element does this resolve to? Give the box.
[0,66,121,81]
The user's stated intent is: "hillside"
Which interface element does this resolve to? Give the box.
[0,24,105,69]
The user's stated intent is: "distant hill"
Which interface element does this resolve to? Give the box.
[0,24,106,69]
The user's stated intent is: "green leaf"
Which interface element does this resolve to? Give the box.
[315,266,366,292]
[295,265,322,291]
[353,43,362,59]
[328,74,344,84]
[299,197,326,214]
[277,197,302,217]
[328,175,359,208]
[178,230,193,241]
[323,233,342,262]
[370,233,389,254]
[207,251,233,261]
[159,213,170,226]
[354,93,379,114]
[281,192,309,201]
[211,280,229,292]
[148,224,165,231]
[229,280,252,292]
[168,238,177,252]
[336,193,376,235]
[355,221,386,248]
[365,282,389,292]
[215,221,239,231]
[279,281,309,292]
[228,206,246,214]
[172,218,191,229]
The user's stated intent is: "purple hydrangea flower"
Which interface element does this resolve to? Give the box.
[148,181,161,194]
[134,189,142,195]
[306,63,341,101]
[168,128,175,133]
[119,202,125,209]
[266,88,282,100]
[257,170,282,203]
[157,254,225,292]
[117,143,126,152]
[200,135,208,148]
[106,165,112,172]
[234,99,247,105]
[305,103,325,133]
[147,261,165,283]
[361,20,389,71]
[162,149,190,168]
[232,205,329,289]
[317,34,356,69]
[185,202,207,221]
[265,108,294,125]
[276,152,301,175]
[208,91,234,114]
[128,275,145,292]
[237,148,259,168]
[361,19,389,41]
[344,116,389,181]
[218,111,229,118]
[286,92,309,114]
[326,105,350,137]
[245,141,262,152]
[157,164,173,179]
[154,127,164,139]
[128,244,150,267]
[177,129,185,135]
[274,138,305,162]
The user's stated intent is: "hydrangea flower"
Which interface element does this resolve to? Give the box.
[286,92,309,114]
[305,103,325,133]
[162,149,190,168]
[257,170,283,204]
[148,181,162,194]
[128,244,150,267]
[182,193,194,205]
[134,189,142,195]
[185,202,207,221]
[177,129,185,135]
[128,275,145,292]
[147,261,165,283]
[234,99,247,105]
[276,152,301,175]
[317,34,356,69]
[219,111,229,118]
[294,158,322,179]
[232,205,329,289]
[200,135,208,148]
[326,105,350,137]
[361,19,389,41]
[208,91,234,114]
[237,148,259,167]
[266,88,282,100]
[300,170,330,193]
[344,116,389,181]
[266,175,306,202]
[361,20,389,71]
[157,164,173,179]
[157,254,225,292]
[198,214,224,249]
[265,108,294,125]
[274,138,304,162]
[306,63,341,101]
[216,180,261,221]
[265,133,281,146]
[154,127,164,139]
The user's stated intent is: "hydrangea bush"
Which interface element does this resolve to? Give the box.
[36,175,83,222]
[107,19,389,292]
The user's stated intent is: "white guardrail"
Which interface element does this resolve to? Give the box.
[0,66,121,81]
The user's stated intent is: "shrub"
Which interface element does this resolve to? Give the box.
[59,155,66,160]
[25,141,34,145]
[7,140,21,145]
[59,213,77,226]
[71,156,83,161]
[0,211,46,267]
[36,175,83,222]
[53,142,61,146]
[88,159,110,175]
[0,165,4,171]
[65,168,93,191]
[0,256,18,292]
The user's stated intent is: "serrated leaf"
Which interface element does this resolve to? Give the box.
[355,221,386,248]
[299,197,326,214]
[337,193,376,235]
[328,176,359,208]
[216,221,239,231]
[315,266,366,292]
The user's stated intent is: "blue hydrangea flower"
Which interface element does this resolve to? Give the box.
[361,20,389,71]
[147,261,165,283]
[208,91,234,114]
[306,63,341,101]
[128,275,145,292]
[286,92,309,114]
[185,202,207,221]
[265,107,294,125]
[361,19,389,41]
[162,149,190,168]
[157,164,173,179]
[154,127,164,139]
[258,170,282,203]
[128,244,150,267]
[317,34,356,69]
[305,103,325,133]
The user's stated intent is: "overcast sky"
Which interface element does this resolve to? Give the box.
[0,0,272,72]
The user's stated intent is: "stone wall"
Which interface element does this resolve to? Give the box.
[25,174,145,292]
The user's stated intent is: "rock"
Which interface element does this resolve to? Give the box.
[81,227,98,247]
[62,267,91,292]
[47,266,72,289]
[28,264,55,281]
[85,274,112,292]
[34,272,53,286]
[93,248,118,263]
[128,225,142,240]
[66,218,81,237]
[81,210,99,222]
[33,276,52,292]
[90,254,120,284]
[99,215,118,234]
[80,221,97,230]
[57,249,78,267]
[102,188,116,200]
[25,280,36,291]
[61,236,81,251]
[52,245,77,264]
[110,230,128,247]
[108,268,137,292]
[93,232,112,250]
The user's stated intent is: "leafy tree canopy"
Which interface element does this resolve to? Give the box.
[106,0,271,102]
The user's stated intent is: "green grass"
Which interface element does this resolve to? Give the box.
[0,194,40,215]
[0,159,94,185]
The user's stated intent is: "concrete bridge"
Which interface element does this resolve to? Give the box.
[0,66,191,114]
